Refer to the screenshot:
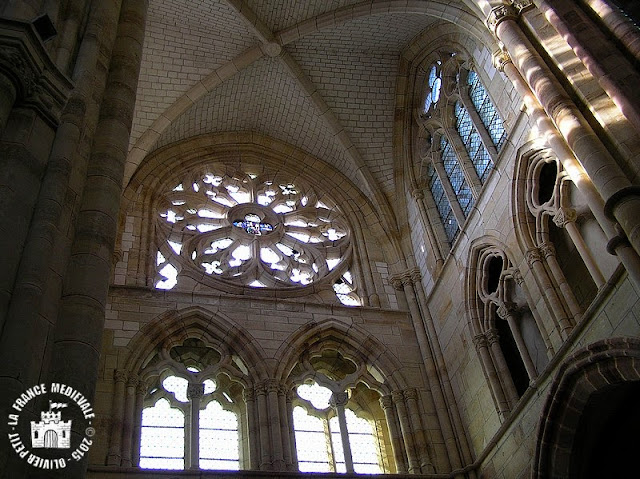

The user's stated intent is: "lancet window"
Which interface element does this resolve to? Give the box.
[416,53,507,248]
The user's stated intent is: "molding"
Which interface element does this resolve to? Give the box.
[0,18,72,127]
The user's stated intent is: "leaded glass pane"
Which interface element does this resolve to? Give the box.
[199,401,240,469]
[427,162,459,244]
[454,101,494,184]
[293,406,331,471]
[467,70,506,151]
[140,398,185,470]
[441,136,474,217]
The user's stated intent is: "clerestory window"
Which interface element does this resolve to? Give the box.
[417,56,507,248]
[293,381,383,474]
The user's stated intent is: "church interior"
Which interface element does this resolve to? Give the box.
[1,0,640,478]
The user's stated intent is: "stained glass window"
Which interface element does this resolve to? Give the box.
[140,398,185,469]
[466,70,506,152]
[292,382,383,474]
[199,401,240,470]
[441,135,474,216]
[454,101,494,183]
[424,62,442,113]
[427,162,458,244]
[140,372,240,471]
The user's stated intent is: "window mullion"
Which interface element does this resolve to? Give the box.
[187,383,204,469]
[444,127,483,198]
[459,89,499,162]
[431,153,466,226]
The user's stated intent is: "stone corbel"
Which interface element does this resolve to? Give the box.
[0,18,72,127]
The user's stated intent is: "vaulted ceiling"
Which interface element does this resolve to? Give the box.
[127,0,486,217]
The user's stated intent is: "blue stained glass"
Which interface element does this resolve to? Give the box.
[454,101,494,185]
[467,70,506,151]
[426,147,461,245]
[441,136,474,217]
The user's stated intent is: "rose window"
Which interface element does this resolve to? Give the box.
[155,167,352,292]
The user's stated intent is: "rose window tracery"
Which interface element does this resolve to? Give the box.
[155,166,352,292]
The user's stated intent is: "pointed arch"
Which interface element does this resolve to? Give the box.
[123,306,268,381]
[533,337,640,479]
[274,318,408,394]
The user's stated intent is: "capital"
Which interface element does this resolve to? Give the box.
[487,4,518,34]
[496,301,519,320]
[114,369,128,383]
[485,328,500,345]
[552,207,577,228]
[187,383,205,400]
[243,388,255,402]
[127,374,140,388]
[330,391,349,408]
[403,388,418,401]
[492,49,512,72]
[472,333,488,349]
[379,395,394,410]
[539,242,556,258]
[525,248,542,266]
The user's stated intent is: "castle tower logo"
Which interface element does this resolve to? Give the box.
[7,383,96,470]
[30,401,72,449]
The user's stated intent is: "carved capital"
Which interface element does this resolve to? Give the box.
[379,395,393,410]
[126,374,140,388]
[487,4,518,34]
[552,207,577,228]
[391,390,405,404]
[539,242,556,258]
[525,248,542,266]
[512,0,534,14]
[266,379,280,394]
[243,388,255,402]
[403,388,418,401]
[330,391,349,408]
[485,328,500,345]
[0,19,73,126]
[136,379,149,396]
[114,369,128,384]
[496,301,519,320]
[512,268,524,286]
[187,383,204,400]
[492,49,512,72]
[472,333,488,349]
[412,189,425,200]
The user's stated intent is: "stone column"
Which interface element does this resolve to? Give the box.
[243,387,260,470]
[132,379,147,467]
[552,207,606,287]
[404,389,433,473]
[445,127,483,198]
[486,328,520,408]
[391,390,419,473]
[497,302,538,381]
[525,248,573,339]
[277,385,292,469]
[413,190,444,274]
[0,72,16,131]
[286,389,298,470]
[266,380,284,470]
[539,242,582,321]
[353,222,380,307]
[581,0,640,62]
[46,4,147,478]
[379,395,407,473]
[536,0,640,132]
[255,382,271,469]
[330,391,354,473]
[121,374,139,467]
[187,383,204,469]
[473,334,510,419]
[391,272,459,472]
[494,48,640,288]
[490,2,640,259]
[106,369,127,465]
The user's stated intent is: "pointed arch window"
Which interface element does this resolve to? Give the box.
[454,100,494,183]
[466,70,507,152]
[427,162,459,244]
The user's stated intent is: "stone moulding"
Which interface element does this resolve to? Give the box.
[0,18,73,127]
